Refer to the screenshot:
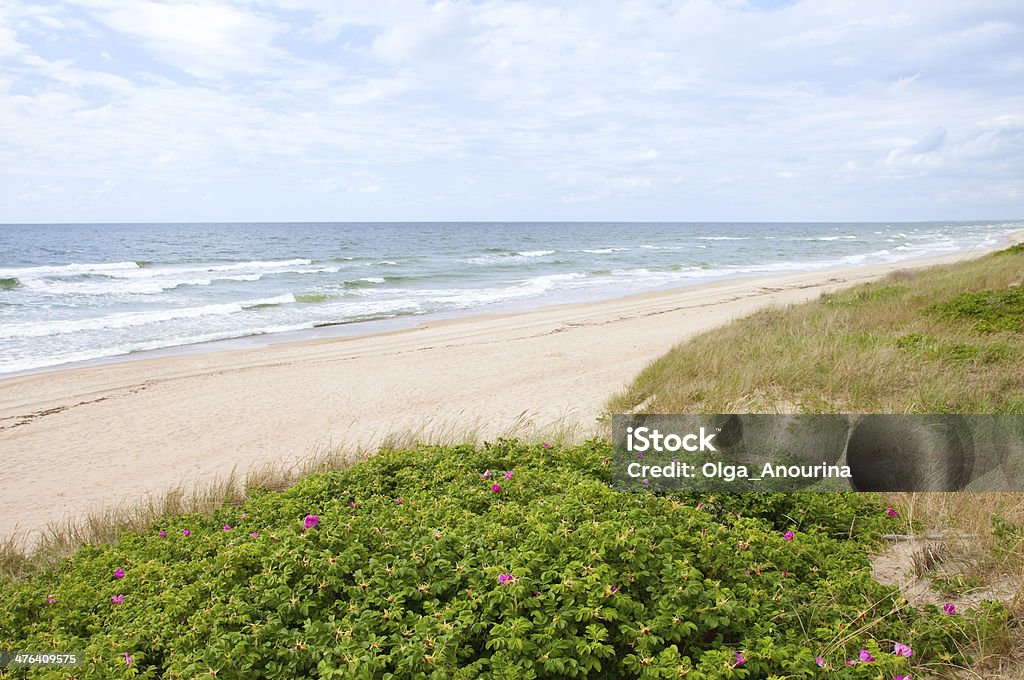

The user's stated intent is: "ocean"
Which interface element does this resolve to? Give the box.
[0,221,1019,376]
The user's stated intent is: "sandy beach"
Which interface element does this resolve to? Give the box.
[0,245,1014,545]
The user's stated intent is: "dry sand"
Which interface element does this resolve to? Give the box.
[0,247,1011,545]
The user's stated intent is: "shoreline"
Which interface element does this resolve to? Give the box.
[4,228,1021,382]
[1,239,1020,545]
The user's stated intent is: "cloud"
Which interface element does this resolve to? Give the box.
[0,0,1021,221]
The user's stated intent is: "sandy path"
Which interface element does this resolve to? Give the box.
[0,248,1006,544]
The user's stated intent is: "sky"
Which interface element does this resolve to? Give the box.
[0,0,1022,223]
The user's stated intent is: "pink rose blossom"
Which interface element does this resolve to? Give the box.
[893,642,912,658]
[303,515,319,530]
[491,484,501,493]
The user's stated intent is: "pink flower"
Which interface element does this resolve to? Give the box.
[504,471,513,480]
[859,649,875,662]
[895,676,909,680]
[158,530,167,538]
[182,529,190,537]
[543,443,552,449]
[887,506,899,517]
[815,656,825,667]
[111,594,125,605]
[47,595,56,605]
[223,524,232,531]
[348,501,356,508]
[396,498,404,505]
[125,653,133,665]
[533,591,541,597]
[843,660,856,666]
[498,572,513,585]
[784,531,795,541]
[782,571,788,578]
[249,532,259,538]
[303,515,319,530]
[893,642,912,658]
[491,484,501,493]
[944,602,956,615]
[482,470,492,479]
[114,568,125,579]
[734,651,745,666]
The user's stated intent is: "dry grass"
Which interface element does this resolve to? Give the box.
[0,412,591,581]
[607,250,1024,416]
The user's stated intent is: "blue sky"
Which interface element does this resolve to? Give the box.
[1,0,1022,222]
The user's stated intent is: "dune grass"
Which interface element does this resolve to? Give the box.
[607,245,1024,417]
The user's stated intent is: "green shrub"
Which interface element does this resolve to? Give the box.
[0,441,996,678]
[926,288,1024,333]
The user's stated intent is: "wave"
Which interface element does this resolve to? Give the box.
[697,236,752,241]
[465,250,557,265]
[0,258,316,281]
[19,273,266,296]
[582,247,630,254]
[0,261,142,278]
[295,292,333,303]
[0,294,296,340]
[0,323,319,376]
[0,277,19,290]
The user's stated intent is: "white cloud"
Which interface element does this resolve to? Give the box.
[0,0,1022,221]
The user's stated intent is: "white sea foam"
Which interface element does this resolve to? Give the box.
[0,294,296,340]
[0,261,141,277]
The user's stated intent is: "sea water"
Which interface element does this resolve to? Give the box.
[0,221,1019,375]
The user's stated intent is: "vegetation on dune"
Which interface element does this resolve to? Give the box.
[607,242,1024,415]
[0,441,993,678]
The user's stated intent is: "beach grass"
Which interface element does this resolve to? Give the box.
[607,244,1024,416]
